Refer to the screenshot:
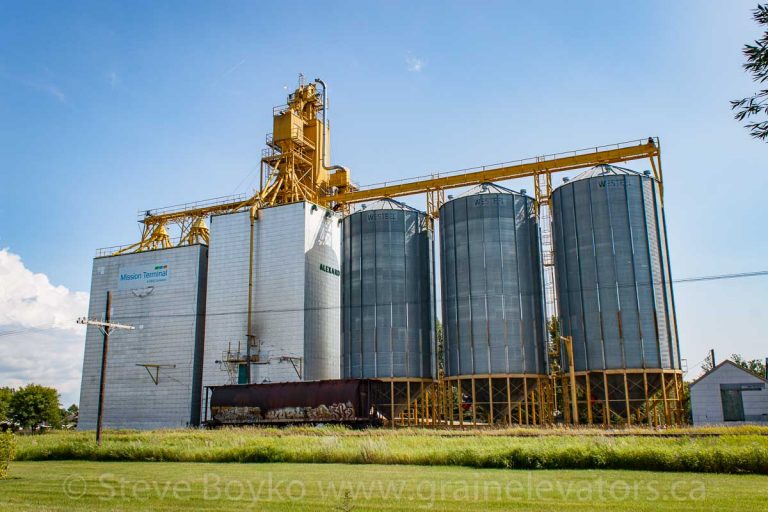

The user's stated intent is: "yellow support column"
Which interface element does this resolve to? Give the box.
[390,381,395,429]
[488,377,494,426]
[603,373,611,427]
[471,378,477,425]
[661,373,670,425]
[643,371,651,426]
[406,381,412,427]
[562,336,578,425]
[585,373,593,425]
[623,373,632,426]
[523,377,530,425]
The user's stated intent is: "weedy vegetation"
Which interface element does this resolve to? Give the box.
[0,431,15,479]
[12,425,768,474]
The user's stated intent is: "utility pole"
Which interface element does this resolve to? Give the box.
[77,291,134,446]
[710,349,716,369]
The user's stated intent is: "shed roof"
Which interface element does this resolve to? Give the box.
[689,359,768,388]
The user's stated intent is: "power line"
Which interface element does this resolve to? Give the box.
[0,325,64,338]
[95,267,768,320]
[0,269,765,336]
[674,270,768,283]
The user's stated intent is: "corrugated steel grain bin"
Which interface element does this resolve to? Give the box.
[341,199,435,379]
[439,184,547,377]
[552,165,680,372]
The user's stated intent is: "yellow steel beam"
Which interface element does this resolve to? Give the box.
[126,138,660,255]
[324,139,659,205]
[141,197,257,227]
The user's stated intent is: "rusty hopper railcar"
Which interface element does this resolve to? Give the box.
[205,379,391,426]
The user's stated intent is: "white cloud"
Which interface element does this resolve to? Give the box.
[0,249,88,405]
[406,55,424,72]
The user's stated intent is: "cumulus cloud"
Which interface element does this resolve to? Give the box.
[0,249,89,405]
[406,55,424,72]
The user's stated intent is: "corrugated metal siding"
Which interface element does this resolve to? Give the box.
[439,192,547,376]
[341,207,434,379]
[303,205,342,380]
[201,203,341,400]
[78,244,208,430]
[200,210,251,393]
[552,172,680,371]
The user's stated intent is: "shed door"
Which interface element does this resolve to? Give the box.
[720,389,745,422]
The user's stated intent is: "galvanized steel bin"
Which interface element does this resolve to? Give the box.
[341,199,435,379]
[439,184,547,377]
[552,165,680,372]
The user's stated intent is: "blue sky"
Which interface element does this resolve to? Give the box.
[0,1,766,402]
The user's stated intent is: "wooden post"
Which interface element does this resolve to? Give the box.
[506,377,512,425]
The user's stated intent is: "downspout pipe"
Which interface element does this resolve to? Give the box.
[313,78,349,174]
[245,205,259,384]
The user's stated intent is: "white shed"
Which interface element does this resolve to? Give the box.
[690,360,768,425]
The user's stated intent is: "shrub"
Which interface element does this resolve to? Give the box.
[0,431,15,479]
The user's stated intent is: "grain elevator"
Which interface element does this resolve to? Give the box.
[78,76,685,429]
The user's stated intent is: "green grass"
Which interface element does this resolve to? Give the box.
[1,461,767,511]
[13,426,768,474]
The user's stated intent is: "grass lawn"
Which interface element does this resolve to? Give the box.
[1,461,767,511]
[14,426,768,474]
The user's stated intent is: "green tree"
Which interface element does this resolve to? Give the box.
[731,354,767,378]
[435,319,445,378]
[732,4,768,140]
[61,404,79,428]
[9,384,62,430]
[0,388,13,422]
[680,381,693,424]
[547,316,565,421]
[547,316,561,374]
